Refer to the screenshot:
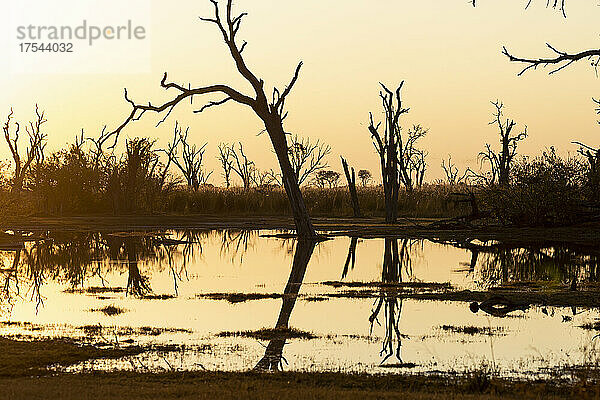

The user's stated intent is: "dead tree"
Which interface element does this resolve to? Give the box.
[156,125,181,188]
[263,168,283,186]
[471,1,599,111]
[3,106,47,194]
[165,122,212,190]
[399,124,428,190]
[86,126,117,170]
[341,156,362,217]
[217,142,234,188]
[108,0,317,238]
[368,82,410,223]
[288,134,330,185]
[441,155,468,185]
[250,168,277,187]
[229,142,255,189]
[470,101,527,186]
[358,169,372,186]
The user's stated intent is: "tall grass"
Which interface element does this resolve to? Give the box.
[162,184,469,218]
[0,182,470,218]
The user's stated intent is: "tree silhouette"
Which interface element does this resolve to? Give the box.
[315,170,340,188]
[217,143,234,188]
[368,82,410,222]
[161,122,212,190]
[441,155,468,185]
[287,134,330,185]
[108,0,317,238]
[341,156,362,217]
[358,169,372,187]
[469,101,527,186]
[3,106,47,193]
[229,142,255,190]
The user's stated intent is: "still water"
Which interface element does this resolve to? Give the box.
[1,230,599,378]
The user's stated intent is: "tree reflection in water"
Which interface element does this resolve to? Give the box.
[341,237,358,280]
[219,230,257,264]
[0,229,271,314]
[460,242,600,287]
[0,231,196,313]
[0,247,23,313]
[254,239,317,371]
[369,238,414,365]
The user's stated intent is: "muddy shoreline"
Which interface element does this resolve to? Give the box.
[2,215,600,246]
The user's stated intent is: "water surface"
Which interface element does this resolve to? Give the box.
[1,229,599,378]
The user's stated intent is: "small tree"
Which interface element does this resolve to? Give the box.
[121,137,167,212]
[441,155,468,185]
[287,134,331,185]
[315,170,340,188]
[573,141,600,202]
[163,122,212,190]
[469,101,527,186]
[86,126,117,171]
[250,168,278,187]
[3,106,47,194]
[217,142,234,188]
[229,142,255,190]
[399,124,428,190]
[358,169,372,186]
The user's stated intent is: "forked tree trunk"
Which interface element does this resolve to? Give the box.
[341,156,362,218]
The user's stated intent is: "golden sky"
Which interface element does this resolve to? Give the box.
[0,0,598,184]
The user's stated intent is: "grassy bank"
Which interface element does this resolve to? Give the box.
[163,185,469,218]
[1,337,599,399]
[4,185,470,219]
[0,337,147,377]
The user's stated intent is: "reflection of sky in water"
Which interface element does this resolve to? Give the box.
[1,230,599,378]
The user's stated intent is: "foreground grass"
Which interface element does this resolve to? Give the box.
[2,337,600,399]
[2,370,599,400]
[0,337,145,377]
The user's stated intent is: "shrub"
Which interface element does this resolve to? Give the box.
[481,148,587,226]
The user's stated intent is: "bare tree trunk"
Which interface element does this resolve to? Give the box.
[369,84,407,224]
[341,156,362,218]
[267,123,317,238]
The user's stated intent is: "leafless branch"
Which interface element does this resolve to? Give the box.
[502,45,600,76]
[287,134,331,185]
